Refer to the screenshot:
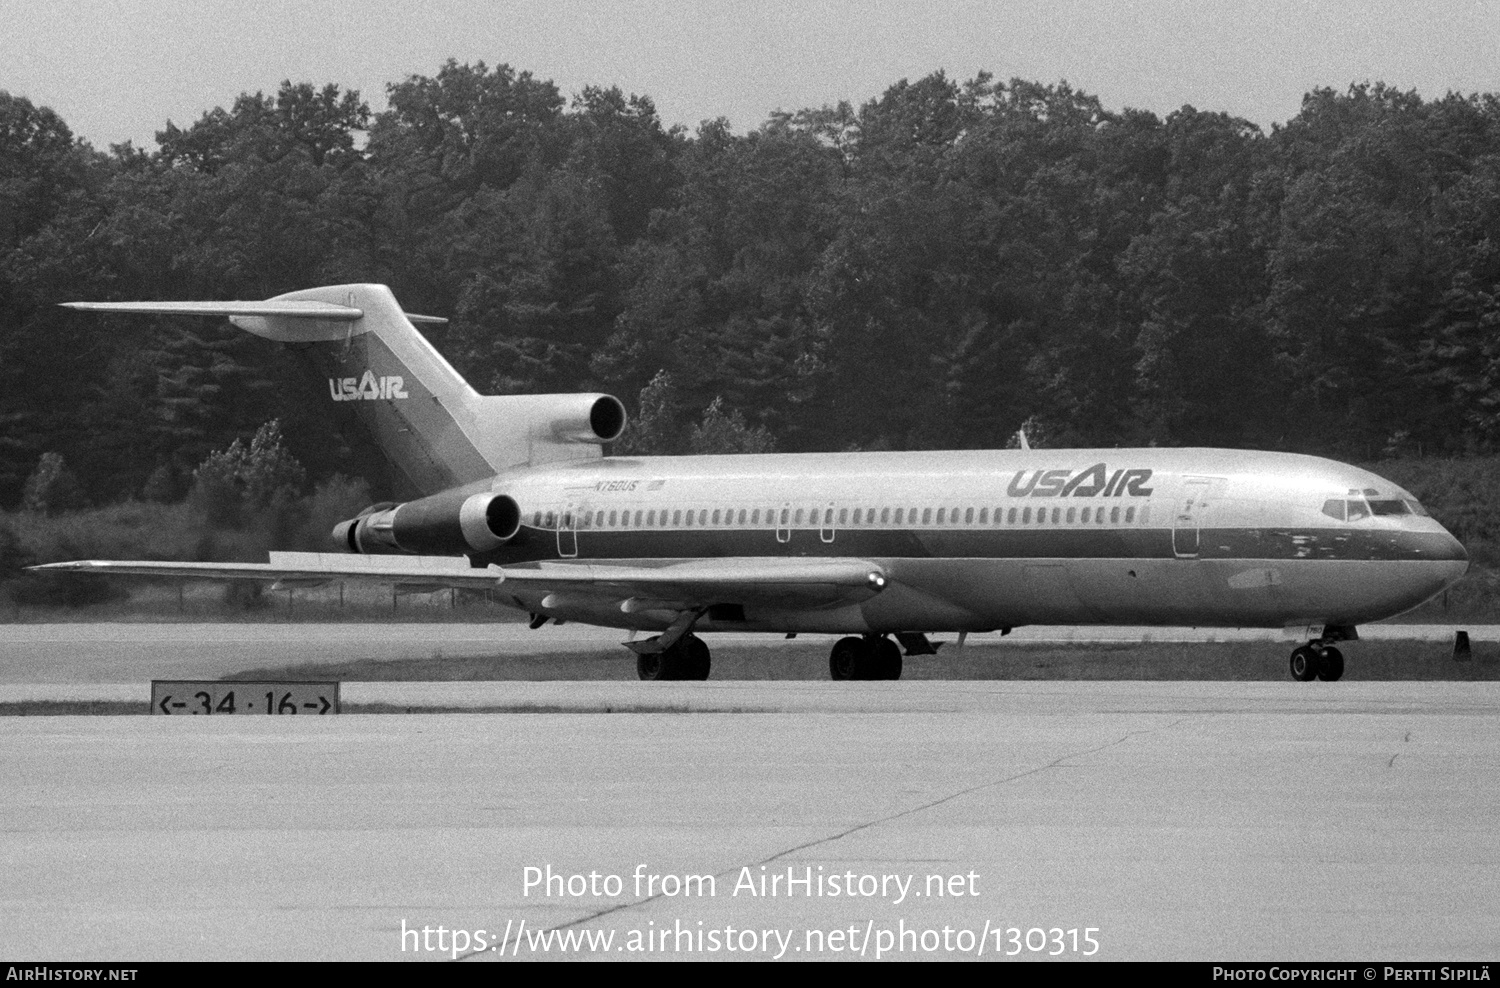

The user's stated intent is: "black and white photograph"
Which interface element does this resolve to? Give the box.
[0,0,1495,968]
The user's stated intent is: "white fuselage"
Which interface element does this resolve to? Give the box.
[474,447,1469,635]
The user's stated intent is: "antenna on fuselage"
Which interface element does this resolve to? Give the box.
[1016,428,1031,451]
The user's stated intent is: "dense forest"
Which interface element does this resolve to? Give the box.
[3,63,1500,511]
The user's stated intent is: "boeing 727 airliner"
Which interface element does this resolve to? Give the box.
[40,284,1469,682]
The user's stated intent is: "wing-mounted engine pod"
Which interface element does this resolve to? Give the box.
[546,394,627,444]
[459,492,521,551]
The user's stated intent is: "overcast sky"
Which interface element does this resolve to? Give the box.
[4,0,1500,149]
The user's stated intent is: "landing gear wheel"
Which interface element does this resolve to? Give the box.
[636,634,711,681]
[1289,645,1321,682]
[636,651,669,681]
[683,634,711,680]
[829,636,867,680]
[1316,645,1344,682]
[872,637,903,680]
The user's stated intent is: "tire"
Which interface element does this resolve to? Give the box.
[636,651,669,681]
[829,637,865,680]
[1316,645,1344,682]
[1289,645,1321,682]
[684,635,711,680]
[873,637,903,680]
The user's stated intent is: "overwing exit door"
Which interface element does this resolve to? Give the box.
[557,505,578,558]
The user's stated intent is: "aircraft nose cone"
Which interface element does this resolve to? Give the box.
[1437,528,1469,566]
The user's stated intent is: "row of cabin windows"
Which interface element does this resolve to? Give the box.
[529,504,1145,531]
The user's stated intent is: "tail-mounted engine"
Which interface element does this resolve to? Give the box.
[333,489,521,555]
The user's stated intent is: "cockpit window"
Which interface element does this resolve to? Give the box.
[1368,499,1411,516]
[1405,499,1429,517]
[1345,499,1370,521]
[1321,499,1346,521]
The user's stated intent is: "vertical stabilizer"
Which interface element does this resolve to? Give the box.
[239,284,494,496]
[66,284,626,497]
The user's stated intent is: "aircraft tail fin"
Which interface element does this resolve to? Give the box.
[64,284,625,497]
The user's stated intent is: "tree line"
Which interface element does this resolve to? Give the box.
[4,64,1500,508]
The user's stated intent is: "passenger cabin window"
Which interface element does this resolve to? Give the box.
[1051,508,1060,524]
[882,508,891,523]
[1009,508,1018,524]
[1022,507,1031,523]
[751,509,760,524]
[838,508,848,524]
[673,510,682,525]
[1111,507,1120,523]
[1066,507,1076,524]
[1125,507,1136,523]
[1081,507,1090,523]
[935,508,945,524]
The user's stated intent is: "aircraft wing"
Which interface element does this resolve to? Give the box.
[30,554,888,610]
[495,558,888,610]
[29,554,500,591]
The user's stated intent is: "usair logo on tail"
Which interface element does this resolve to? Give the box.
[329,371,409,402]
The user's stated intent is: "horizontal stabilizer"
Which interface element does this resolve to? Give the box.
[63,300,362,319]
[61,300,447,325]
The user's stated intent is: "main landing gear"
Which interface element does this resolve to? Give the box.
[1289,642,1345,682]
[829,636,904,681]
[635,633,711,681]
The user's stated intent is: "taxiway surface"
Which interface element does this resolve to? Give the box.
[0,621,1486,684]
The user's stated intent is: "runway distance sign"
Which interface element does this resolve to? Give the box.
[150,681,340,716]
